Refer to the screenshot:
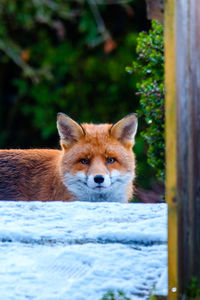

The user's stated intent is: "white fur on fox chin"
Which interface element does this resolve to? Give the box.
[63,170,134,202]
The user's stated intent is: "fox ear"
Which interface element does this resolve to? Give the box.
[57,113,85,149]
[110,114,138,147]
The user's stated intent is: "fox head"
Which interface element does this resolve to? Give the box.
[57,113,138,202]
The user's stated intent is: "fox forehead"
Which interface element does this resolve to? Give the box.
[65,123,131,157]
[74,123,120,154]
[81,123,112,144]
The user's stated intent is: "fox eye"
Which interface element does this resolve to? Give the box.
[106,157,116,164]
[79,158,90,165]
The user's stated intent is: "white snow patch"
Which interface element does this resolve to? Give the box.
[0,202,167,299]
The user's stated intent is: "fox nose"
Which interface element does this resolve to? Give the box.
[94,175,104,184]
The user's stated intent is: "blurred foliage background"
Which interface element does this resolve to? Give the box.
[0,0,164,198]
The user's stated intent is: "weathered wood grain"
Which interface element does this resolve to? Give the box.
[165,0,200,299]
[176,0,200,296]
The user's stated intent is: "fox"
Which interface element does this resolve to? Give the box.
[0,113,138,202]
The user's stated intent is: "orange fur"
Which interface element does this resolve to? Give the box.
[0,113,137,202]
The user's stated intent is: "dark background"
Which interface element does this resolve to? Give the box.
[0,1,162,197]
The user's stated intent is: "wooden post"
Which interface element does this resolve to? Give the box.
[145,0,164,24]
[165,0,200,299]
[165,0,178,299]
[176,0,200,296]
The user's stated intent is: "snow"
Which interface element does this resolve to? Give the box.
[154,269,168,296]
[0,202,167,300]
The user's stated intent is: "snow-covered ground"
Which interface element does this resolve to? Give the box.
[0,202,167,300]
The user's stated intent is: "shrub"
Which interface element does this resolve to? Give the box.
[185,277,200,299]
[126,20,165,181]
[101,290,131,300]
